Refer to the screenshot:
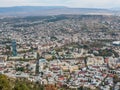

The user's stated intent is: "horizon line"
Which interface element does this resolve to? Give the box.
[0,5,114,9]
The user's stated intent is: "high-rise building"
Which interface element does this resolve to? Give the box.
[12,40,17,56]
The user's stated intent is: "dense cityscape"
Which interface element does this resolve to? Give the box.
[0,14,120,90]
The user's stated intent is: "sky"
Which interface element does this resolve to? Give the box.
[0,0,120,8]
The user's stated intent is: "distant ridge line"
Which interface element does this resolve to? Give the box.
[0,6,118,16]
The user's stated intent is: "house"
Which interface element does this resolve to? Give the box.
[0,55,7,68]
[87,56,104,66]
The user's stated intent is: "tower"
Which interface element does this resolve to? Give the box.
[12,40,17,56]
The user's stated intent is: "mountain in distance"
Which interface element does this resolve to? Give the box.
[0,6,118,16]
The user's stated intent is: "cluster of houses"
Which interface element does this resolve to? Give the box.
[0,47,120,90]
[0,37,120,90]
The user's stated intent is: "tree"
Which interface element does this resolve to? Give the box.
[78,86,83,90]
[16,67,24,72]
[113,75,119,84]
[0,75,45,90]
[37,52,40,60]
[6,45,11,50]
[45,84,57,90]
[0,75,12,90]
[84,56,88,69]
[13,82,29,90]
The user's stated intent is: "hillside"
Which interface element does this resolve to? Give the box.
[0,6,115,16]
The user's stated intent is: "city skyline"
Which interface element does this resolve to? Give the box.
[0,0,120,9]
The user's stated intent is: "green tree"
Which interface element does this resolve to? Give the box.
[13,82,29,90]
[0,75,12,90]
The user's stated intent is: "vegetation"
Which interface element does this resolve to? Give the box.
[13,82,29,90]
[95,49,119,57]
[113,75,120,84]
[0,75,12,90]
[16,67,25,72]
[0,74,46,90]
[44,84,57,90]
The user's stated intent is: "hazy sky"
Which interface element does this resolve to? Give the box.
[0,0,120,8]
